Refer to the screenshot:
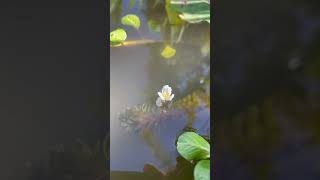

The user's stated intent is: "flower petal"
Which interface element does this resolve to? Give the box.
[162,85,169,93]
[162,85,172,95]
[156,97,163,107]
[167,86,172,95]
[158,92,164,100]
[169,94,175,101]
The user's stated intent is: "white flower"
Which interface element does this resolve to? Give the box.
[157,85,175,102]
[156,97,163,107]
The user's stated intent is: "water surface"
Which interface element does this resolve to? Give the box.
[110,0,211,177]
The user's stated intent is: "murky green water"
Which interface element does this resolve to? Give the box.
[110,0,210,178]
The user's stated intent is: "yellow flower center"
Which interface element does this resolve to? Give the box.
[162,91,171,100]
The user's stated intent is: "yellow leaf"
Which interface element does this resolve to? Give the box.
[161,45,176,59]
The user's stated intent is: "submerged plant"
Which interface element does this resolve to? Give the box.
[118,87,209,133]
[118,103,184,132]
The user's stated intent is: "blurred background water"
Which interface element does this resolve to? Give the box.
[215,0,320,179]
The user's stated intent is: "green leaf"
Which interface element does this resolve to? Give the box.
[161,45,176,59]
[176,132,210,161]
[110,28,127,46]
[170,0,210,24]
[165,0,184,25]
[179,13,210,24]
[194,160,210,180]
[121,14,141,30]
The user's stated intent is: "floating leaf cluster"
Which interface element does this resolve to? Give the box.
[176,131,210,180]
[110,14,141,47]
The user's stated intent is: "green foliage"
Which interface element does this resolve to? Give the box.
[110,0,123,23]
[180,13,210,23]
[170,0,210,23]
[165,0,185,25]
[110,28,127,46]
[177,132,210,161]
[110,14,142,47]
[118,103,157,132]
[194,160,210,180]
[110,0,121,14]
[176,131,211,180]
[121,14,141,30]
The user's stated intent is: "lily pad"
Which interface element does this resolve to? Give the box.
[110,28,127,46]
[194,160,210,180]
[121,14,141,30]
[176,132,210,161]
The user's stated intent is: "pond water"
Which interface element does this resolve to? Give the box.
[110,0,210,178]
[215,0,320,179]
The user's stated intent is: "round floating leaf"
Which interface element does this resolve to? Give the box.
[110,28,127,46]
[161,45,176,59]
[177,132,210,161]
[121,14,141,30]
[194,160,210,180]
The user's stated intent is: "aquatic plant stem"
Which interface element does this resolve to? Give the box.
[176,25,185,43]
[162,18,168,28]
[110,0,120,14]
[111,39,157,47]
